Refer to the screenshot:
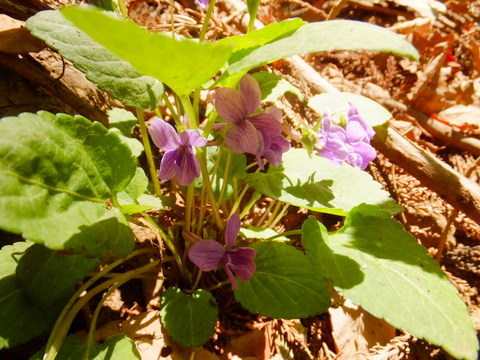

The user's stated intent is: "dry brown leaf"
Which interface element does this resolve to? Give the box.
[329,299,396,360]
[221,330,270,360]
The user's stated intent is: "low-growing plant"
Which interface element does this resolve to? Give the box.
[0,0,478,359]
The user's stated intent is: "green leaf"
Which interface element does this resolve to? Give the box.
[26,10,164,110]
[246,148,403,215]
[223,20,419,79]
[118,167,149,205]
[108,108,138,137]
[60,5,233,96]
[0,242,68,349]
[0,111,135,259]
[239,226,288,241]
[308,93,392,127]
[29,334,141,360]
[251,72,304,102]
[234,242,330,319]
[160,287,218,347]
[302,207,479,360]
[16,244,100,307]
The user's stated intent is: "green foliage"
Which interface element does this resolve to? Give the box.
[251,72,304,102]
[239,226,288,241]
[60,5,233,96]
[29,334,141,360]
[234,242,330,319]
[26,10,164,110]
[160,287,218,347]
[16,244,99,307]
[247,148,403,215]
[0,242,69,349]
[0,111,136,259]
[302,206,479,360]
[108,108,143,158]
[308,92,392,127]
[221,20,419,80]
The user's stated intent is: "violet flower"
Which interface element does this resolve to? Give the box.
[188,214,256,289]
[148,117,207,186]
[316,103,376,170]
[215,74,290,169]
[196,0,210,8]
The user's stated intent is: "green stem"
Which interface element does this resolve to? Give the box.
[185,183,195,233]
[118,0,128,18]
[136,108,162,196]
[179,95,197,129]
[265,229,303,241]
[197,148,223,229]
[247,2,258,33]
[199,0,217,42]
[163,93,182,127]
[239,190,262,218]
[43,248,157,360]
[229,183,250,216]
[216,151,232,208]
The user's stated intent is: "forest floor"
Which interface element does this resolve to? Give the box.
[1,0,480,359]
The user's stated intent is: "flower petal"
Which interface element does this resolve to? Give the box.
[225,120,260,154]
[176,147,201,186]
[227,247,257,282]
[262,135,291,167]
[225,213,240,249]
[179,129,207,147]
[220,253,238,289]
[148,118,180,151]
[159,150,180,182]
[348,103,375,140]
[348,141,377,170]
[195,0,209,8]
[188,240,226,271]
[215,87,246,124]
[239,74,261,116]
[249,113,283,137]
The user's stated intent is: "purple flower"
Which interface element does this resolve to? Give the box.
[316,103,376,170]
[215,74,290,169]
[148,117,207,186]
[188,214,256,289]
[196,0,210,8]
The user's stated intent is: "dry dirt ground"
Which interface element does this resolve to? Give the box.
[0,0,480,359]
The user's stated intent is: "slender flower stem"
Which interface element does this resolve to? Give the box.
[163,93,182,127]
[117,0,128,18]
[196,182,207,236]
[43,248,157,360]
[169,0,175,39]
[216,151,232,208]
[247,1,259,33]
[267,203,290,229]
[199,0,217,42]
[136,108,162,196]
[205,279,231,291]
[240,190,262,218]
[185,183,195,232]
[229,183,250,216]
[265,229,303,241]
[197,148,223,229]
[179,95,198,129]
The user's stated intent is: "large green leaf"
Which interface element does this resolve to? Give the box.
[16,244,100,307]
[308,92,392,127]
[251,72,304,102]
[26,10,164,110]
[60,5,233,96]
[160,287,218,347]
[29,334,141,360]
[246,148,403,215]
[302,206,479,360]
[234,242,330,319]
[0,111,135,259]
[222,20,419,79]
[0,242,68,349]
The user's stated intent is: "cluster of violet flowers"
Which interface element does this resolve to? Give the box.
[147,74,376,288]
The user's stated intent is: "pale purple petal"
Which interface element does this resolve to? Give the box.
[195,0,209,8]
[345,118,369,143]
[239,74,261,116]
[225,214,240,249]
[179,130,207,147]
[220,253,238,289]
[348,141,376,170]
[225,120,260,154]
[249,113,283,138]
[215,87,246,124]
[176,147,201,186]
[227,247,257,282]
[188,240,225,271]
[262,135,291,167]
[159,150,180,181]
[267,106,283,122]
[348,103,375,140]
[148,118,180,151]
